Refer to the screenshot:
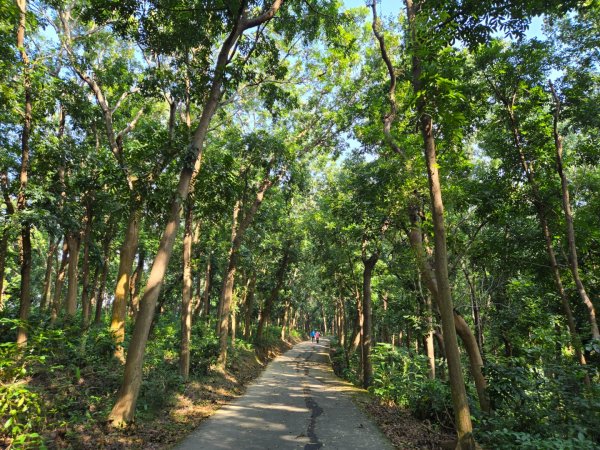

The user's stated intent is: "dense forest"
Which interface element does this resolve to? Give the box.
[1,0,599,448]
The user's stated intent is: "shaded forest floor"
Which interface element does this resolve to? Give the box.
[354,394,456,450]
[32,338,296,449]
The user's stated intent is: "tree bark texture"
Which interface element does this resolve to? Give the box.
[111,210,140,361]
[95,231,113,325]
[51,240,69,321]
[130,248,145,321]
[180,205,194,381]
[244,272,257,339]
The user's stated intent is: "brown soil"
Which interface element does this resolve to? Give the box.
[353,394,456,450]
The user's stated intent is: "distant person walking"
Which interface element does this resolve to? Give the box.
[315,331,321,344]
[310,330,315,342]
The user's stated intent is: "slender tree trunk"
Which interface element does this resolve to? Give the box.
[244,272,256,339]
[201,255,213,319]
[550,83,599,341]
[180,205,194,381]
[505,107,589,366]
[51,240,69,321]
[361,253,377,388]
[81,204,94,327]
[108,3,283,423]
[420,112,476,446]
[65,233,81,317]
[218,201,241,336]
[405,0,476,437]
[40,238,58,311]
[95,231,113,325]
[425,293,436,379]
[281,299,290,341]
[16,0,32,346]
[0,227,9,312]
[130,248,145,321]
[111,209,140,361]
[464,267,484,354]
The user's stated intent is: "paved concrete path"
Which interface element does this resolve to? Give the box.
[175,339,394,450]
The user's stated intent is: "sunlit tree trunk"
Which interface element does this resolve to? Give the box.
[111,210,140,361]
[39,238,58,312]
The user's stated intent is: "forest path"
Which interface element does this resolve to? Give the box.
[175,339,394,450]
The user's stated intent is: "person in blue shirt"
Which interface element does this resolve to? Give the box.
[310,330,315,342]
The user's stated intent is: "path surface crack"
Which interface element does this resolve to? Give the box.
[303,386,323,450]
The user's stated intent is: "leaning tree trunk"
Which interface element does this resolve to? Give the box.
[407,204,490,413]
[111,209,140,361]
[180,204,194,381]
[108,2,283,424]
[16,0,32,346]
[506,107,589,367]
[550,83,599,341]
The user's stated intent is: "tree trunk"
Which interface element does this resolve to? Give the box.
[111,209,140,361]
[40,238,58,311]
[95,231,113,325]
[180,205,193,381]
[65,233,81,317]
[108,3,283,424]
[16,0,32,346]
[464,267,484,354]
[81,204,94,328]
[425,293,436,379]
[506,105,589,366]
[130,248,145,321]
[51,239,69,321]
[361,253,377,388]
[281,299,290,341]
[244,272,257,339]
[550,83,599,341]
[421,111,476,446]
[218,201,241,337]
[200,255,213,319]
[0,227,9,312]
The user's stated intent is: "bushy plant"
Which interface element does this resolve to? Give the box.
[189,322,220,376]
[369,343,453,427]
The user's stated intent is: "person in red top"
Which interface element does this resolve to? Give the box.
[315,331,321,344]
